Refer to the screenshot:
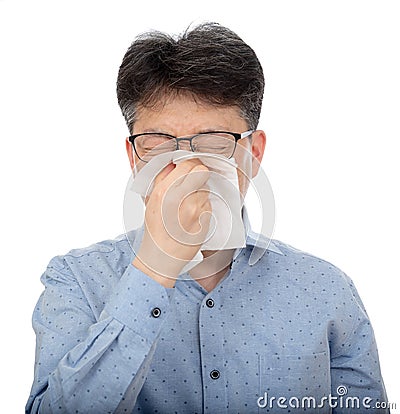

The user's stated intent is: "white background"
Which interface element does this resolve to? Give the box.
[1,0,399,411]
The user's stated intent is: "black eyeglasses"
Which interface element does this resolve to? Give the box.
[128,130,254,162]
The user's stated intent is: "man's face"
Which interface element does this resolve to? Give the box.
[126,94,266,201]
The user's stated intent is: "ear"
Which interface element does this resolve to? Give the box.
[125,137,136,170]
[250,130,266,178]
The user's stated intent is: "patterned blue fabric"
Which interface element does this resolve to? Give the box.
[26,210,388,413]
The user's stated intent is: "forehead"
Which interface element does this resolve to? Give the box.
[133,95,248,135]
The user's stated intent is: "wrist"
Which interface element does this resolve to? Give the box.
[132,256,177,288]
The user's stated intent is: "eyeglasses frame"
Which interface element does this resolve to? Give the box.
[128,130,254,162]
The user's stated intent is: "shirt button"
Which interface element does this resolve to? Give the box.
[151,307,161,318]
[210,369,220,380]
[206,298,214,308]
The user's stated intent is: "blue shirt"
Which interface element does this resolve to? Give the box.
[26,209,389,413]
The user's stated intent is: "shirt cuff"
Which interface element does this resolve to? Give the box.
[103,263,174,343]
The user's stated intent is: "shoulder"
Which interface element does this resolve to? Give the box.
[45,231,137,273]
[66,232,132,258]
[254,238,369,319]
[251,237,358,295]
[270,238,344,271]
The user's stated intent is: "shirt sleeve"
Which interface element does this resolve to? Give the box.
[330,272,390,413]
[26,255,174,414]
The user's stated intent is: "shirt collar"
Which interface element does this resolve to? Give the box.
[238,205,283,263]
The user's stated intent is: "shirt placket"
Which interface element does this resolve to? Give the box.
[199,291,228,413]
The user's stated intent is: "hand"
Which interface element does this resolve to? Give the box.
[132,158,212,287]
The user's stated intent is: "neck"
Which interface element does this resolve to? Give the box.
[188,248,235,292]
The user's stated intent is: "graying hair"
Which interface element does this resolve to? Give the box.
[117,23,265,134]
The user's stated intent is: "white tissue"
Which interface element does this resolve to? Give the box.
[130,150,246,273]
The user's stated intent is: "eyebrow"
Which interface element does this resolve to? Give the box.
[141,127,231,135]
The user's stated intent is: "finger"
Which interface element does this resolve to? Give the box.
[159,159,209,194]
[176,164,210,196]
[198,206,213,238]
[153,162,176,187]
[194,184,210,204]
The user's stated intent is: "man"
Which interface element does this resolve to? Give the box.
[26,23,389,413]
